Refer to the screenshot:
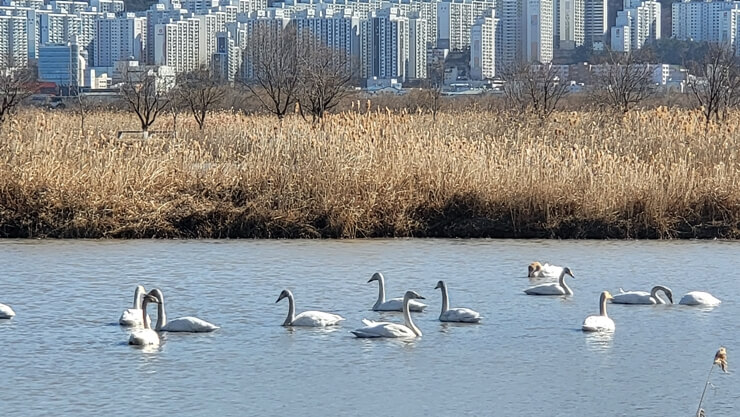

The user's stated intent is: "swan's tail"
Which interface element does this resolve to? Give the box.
[361,318,377,326]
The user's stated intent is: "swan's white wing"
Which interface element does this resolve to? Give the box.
[119,308,152,327]
[161,316,219,332]
[582,315,615,332]
[351,321,416,338]
[523,283,565,296]
[0,303,15,319]
[375,298,427,312]
[128,328,160,345]
[440,307,482,323]
[611,291,654,304]
[679,291,721,306]
[292,311,345,327]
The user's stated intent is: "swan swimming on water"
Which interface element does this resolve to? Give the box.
[368,272,427,312]
[434,280,481,323]
[524,267,575,296]
[679,291,721,306]
[128,293,161,346]
[352,291,425,338]
[276,289,345,327]
[611,285,673,305]
[528,262,564,278]
[119,285,152,327]
[147,288,219,332]
[0,302,15,319]
[582,291,615,332]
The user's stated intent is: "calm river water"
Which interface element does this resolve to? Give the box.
[0,239,737,416]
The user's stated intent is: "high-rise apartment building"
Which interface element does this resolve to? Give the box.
[361,7,426,80]
[672,0,740,44]
[584,0,606,46]
[560,0,584,49]
[470,8,497,79]
[523,0,553,63]
[154,16,205,73]
[498,0,521,67]
[145,4,187,64]
[437,0,495,51]
[0,12,28,66]
[213,30,241,81]
[95,13,146,67]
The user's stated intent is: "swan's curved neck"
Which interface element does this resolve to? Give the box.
[403,296,422,336]
[141,298,152,330]
[439,284,449,315]
[651,286,669,304]
[155,296,167,330]
[558,271,572,295]
[133,287,144,309]
[599,293,609,317]
[374,276,386,308]
[283,292,296,326]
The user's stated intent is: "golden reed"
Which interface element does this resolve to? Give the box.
[0,107,738,238]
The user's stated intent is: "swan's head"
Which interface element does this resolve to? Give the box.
[652,285,674,304]
[147,288,164,304]
[368,272,383,283]
[563,267,575,278]
[602,291,614,301]
[135,285,147,294]
[528,262,543,277]
[276,289,292,303]
[142,293,159,304]
[434,280,445,290]
[404,290,425,300]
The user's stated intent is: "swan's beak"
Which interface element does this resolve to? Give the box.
[667,293,674,304]
[367,277,376,283]
[434,283,441,289]
[275,295,284,303]
[143,294,159,303]
[417,295,426,300]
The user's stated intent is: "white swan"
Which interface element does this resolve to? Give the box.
[129,293,161,346]
[148,288,219,332]
[679,291,721,306]
[119,285,152,327]
[434,280,481,323]
[524,267,575,295]
[528,261,564,278]
[0,302,15,319]
[352,291,425,338]
[611,285,673,305]
[368,272,427,312]
[582,291,615,332]
[276,289,344,327]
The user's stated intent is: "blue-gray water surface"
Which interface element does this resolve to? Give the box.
[0,239,737,416]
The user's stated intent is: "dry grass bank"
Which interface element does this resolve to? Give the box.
[0,107,739,238]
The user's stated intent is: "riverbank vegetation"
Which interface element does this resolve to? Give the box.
[1,106,739,239]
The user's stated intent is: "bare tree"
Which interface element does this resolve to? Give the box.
[501,62,569,119]
[176,66,225,130]
[120,69,171,133]
[0,60,33,128]
[688,44,740,125]
[297,43,354,123]
[592,49,655,113]
[242,24,301,121]
[421,57,446,121]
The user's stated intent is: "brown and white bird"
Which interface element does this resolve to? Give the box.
[714,347,728,373]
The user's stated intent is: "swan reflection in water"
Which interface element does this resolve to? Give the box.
[583,331,614,352]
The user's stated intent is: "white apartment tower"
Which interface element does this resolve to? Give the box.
[213,30,241,82]
[559,0,584,49]
[154,17,205,73]
[292,8,361,74]
[470,9,497,79]
[40,11,80,45]
[523,0,553,63]
[95,13,146,67]
[361,7,425,81]
[437,0,495,51]
[672,0,740,44]
[0,13,28,66]
[145,4,187,64]
[408,13,427,78]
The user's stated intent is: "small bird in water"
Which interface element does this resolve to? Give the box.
[714,347,728,373]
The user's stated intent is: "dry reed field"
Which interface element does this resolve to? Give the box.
[0,106,739,238]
